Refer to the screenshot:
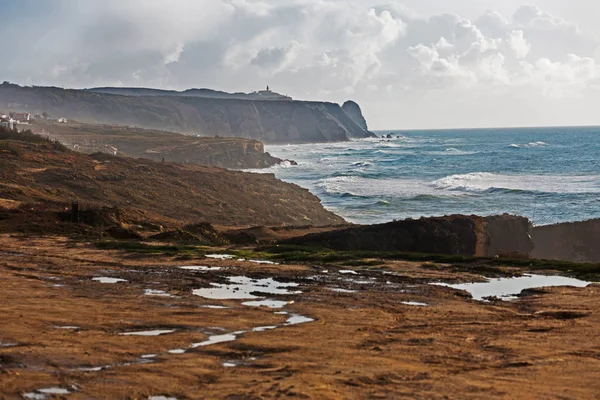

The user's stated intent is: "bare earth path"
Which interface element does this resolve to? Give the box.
[1,235,599,399]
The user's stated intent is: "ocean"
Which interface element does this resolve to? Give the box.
[253,126,600,226]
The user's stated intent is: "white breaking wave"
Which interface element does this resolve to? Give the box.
[317,173,600,198]
[509,141,548,149]
[317,176,458,198]
[433,172,600,194]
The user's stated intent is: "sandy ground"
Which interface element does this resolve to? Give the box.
[1,235,600,399]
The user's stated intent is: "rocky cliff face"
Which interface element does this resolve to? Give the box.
[532,220,600,262]
[283,214,533,257]
[0,83,374,144]
[342,100,369,132]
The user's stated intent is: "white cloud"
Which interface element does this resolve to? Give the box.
[1,0,600,129]
[508,30,530,59]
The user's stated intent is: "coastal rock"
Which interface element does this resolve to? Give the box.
[532,219,600,262]
[282,214,533,257]
[341,100,369,132]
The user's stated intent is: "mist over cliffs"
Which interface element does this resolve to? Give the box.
[0,83,375,144]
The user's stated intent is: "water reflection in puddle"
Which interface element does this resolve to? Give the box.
[193,277,301,300]
[205,254,235,260]
[402,301,428,307]
[120,329,176,336]
[192,334,237,348]
[434,274,591,301]
[201,305,230,309]
[242,299,290,308]
[249,260,279,265]
[55,325,80,330]
[339,270,358,275]
[25,388,71,399]
[329,288,356,293]
[168,349,186,354]
[252,326,277,332]
[144,289,174,297]
[92,277,127,284]
[285,314,315,325]
[180,266,222,272]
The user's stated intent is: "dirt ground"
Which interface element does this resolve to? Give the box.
[1,235,600,399]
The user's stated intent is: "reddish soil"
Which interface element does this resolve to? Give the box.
[1,235,599,399]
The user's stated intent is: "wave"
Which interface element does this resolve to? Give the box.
[432,172,600,194]
[509,142,548,149]
[427,148,478,156]
[350,161,374,168]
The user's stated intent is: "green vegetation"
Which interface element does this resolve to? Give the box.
[93,240,600,281]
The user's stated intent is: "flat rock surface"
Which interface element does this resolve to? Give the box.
[1,235,599,399]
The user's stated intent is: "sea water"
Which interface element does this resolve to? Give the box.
[253,126,600,226]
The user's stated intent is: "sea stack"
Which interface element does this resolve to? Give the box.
[342,100,369,131]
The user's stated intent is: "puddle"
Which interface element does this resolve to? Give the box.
[339,270,358,275]
[434,274,591,301]
[55,326,80,330]
[223,362,237,368]
[0,342,18,347]
[285,314,314,325]
[329,288,357,293]
[180,266,222,272]
[205,254,235,260]
[249,260,279,265]
[25,388,71,399]
[274,311,288,315]
[201,305,230,309]
[348,279,376,284]
[168,349,186,354]
[402,301,428,307]
[141,354,157,359]
[92,277,127,284]
[144,289,174,297]
[38,388,71,395]
[192,333,237,348]
[120,329,176,336]
[78,366,106,372]
[242,299,290,309]
[252,326,277,332]
[193,276,301,300]
[24,394,47,400]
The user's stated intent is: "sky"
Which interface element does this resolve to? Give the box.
[2,0,600,130]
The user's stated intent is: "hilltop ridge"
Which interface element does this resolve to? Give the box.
[0,82,375,144]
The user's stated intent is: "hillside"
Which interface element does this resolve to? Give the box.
[0,82,374,144]
[35,122,286,169]
[0,130,345,229]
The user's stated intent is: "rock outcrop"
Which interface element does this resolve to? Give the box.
[0,83,375,144]
[342,100,369,132]
[532,219,600,262]
[283,214,533,257]
[44,122,286,169]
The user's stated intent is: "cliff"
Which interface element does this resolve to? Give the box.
[0,83,375,144]
[0,130,345,228]
[40,122,286,169]
[532,220,600,262]
[342,100,369,131]
[282,214,533,257]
